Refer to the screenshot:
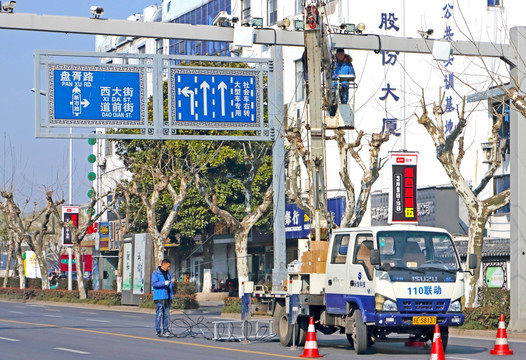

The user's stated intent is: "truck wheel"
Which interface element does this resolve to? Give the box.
[440,326,449,352]
[297,316,309,346]
[346,310,368,354]
[276,303,294,346]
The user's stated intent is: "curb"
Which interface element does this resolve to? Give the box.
[450,328,526,342]
[0,298,205,315]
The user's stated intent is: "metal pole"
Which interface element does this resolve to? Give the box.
[290,322,297,351]
[67,247,73,291]
[271,45,287,289]
[508,26,526,332]
[67,127,73,290]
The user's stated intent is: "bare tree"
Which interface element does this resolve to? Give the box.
[2,237,14,287]
[329,130,390,227]
[0,190,63,289]
[285,126,389,229]
[417,91,510,306]
[128,168,190,267]
[50,191,115,299]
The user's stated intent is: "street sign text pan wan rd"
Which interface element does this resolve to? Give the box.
[49,64,145,125]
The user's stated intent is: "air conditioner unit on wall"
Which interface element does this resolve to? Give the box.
[481,141,501,164]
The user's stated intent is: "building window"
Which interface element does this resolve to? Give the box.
[494,174,510,214]
[295,60,305,102]
[137,44,146,54]
[268,0,277,25]
[156,39,163,54]
[492,100,510,139]
[242,0,251,20]
[488,0,502,6]
[168,0,230,57]
[296,0,303,14]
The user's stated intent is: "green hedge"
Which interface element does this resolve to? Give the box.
[0,287,121,305]
[174,282,196,295]
[139,293,199,309]
[462,288,510,330]
[222,297,242,314]
[3,277,93,291]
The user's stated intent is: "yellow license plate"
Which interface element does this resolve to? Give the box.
[412,316,437,325]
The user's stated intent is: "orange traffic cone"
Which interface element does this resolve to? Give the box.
[429,324,445,360]
[299,317,322,358]
[490,314,513,355]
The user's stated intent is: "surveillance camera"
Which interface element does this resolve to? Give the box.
[212,11,234,26]
[277,18,291,30]
[90,6,104,19]
[2,1,16,13]
[417,29,434,39]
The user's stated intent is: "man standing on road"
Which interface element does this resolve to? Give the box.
[152,259,174,337]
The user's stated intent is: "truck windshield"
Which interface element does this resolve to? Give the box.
[376,231,460,271]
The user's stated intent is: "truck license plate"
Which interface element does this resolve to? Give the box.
[412,316,437,325]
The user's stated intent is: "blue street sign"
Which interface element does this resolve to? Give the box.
[171,68,261,127]
[49,64,144,124]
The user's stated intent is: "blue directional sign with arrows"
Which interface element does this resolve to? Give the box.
[170,68,261,128]
[48,64,144,125]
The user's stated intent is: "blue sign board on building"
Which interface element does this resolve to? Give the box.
[170,68,261,128]
[285,198,346,239]
[48,64,145,125]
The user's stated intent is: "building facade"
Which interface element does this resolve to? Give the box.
[91,0,519,292]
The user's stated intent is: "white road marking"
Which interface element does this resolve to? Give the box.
[26,304,44,307]
[54,348,90,355]
[122,315,142,318]
[43,314,63,318]
[8,311,23,314]
[0,336,20,342]
[85,319,110,323]
[80,311,96,315]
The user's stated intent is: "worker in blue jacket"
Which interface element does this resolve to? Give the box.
[331,48,356,105]
[152,259,174,337]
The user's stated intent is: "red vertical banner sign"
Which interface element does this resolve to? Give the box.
[62,206,80,246]
[388,153,418,224]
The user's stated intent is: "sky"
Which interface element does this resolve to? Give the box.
[0,1,199,206]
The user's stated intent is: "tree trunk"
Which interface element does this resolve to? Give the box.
[15,243,25,289]
[33,248,49,290]
[73,241,87,299]
[116,244,124,293]
[2,239,13,287]
[465,209,488,307]
[151,233,164,268]
[202,227,214,293]
[234,231,250,297]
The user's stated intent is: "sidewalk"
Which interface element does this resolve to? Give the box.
[0,298,223,315]
[450,327,526,342]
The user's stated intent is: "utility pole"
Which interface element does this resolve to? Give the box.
[303,3,333,241]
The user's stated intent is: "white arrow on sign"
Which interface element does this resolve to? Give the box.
[200,81,210,116]
[73,86,81,94]
[81,99,90,108]
[181,86,195,115]
[218,81,227,117]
